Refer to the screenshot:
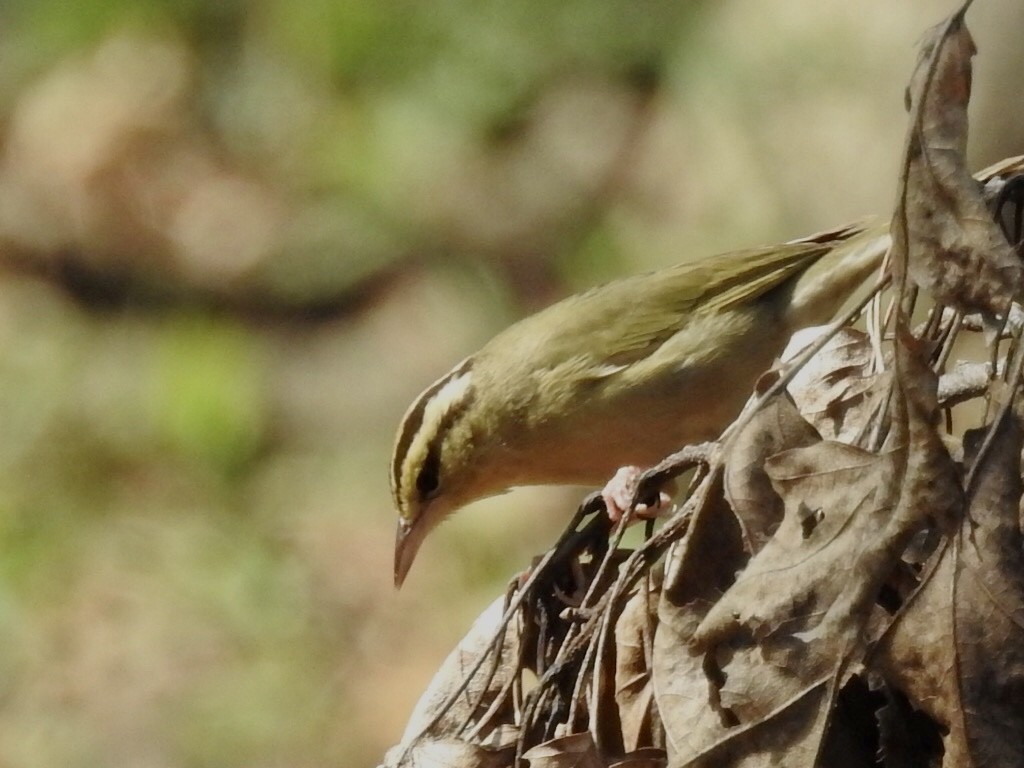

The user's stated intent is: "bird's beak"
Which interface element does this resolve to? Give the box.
[394,517,425,589]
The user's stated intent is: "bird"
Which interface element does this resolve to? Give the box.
[390,218,889,587]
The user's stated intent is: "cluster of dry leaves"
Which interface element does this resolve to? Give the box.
[384,4,1024,766]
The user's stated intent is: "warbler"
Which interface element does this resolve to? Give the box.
[390,219,888,586]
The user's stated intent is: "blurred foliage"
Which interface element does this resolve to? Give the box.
[0,1,1019,766]
[151,314,266,477]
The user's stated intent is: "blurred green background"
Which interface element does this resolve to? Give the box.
[0,1,1020,765]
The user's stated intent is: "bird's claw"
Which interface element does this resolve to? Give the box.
[601,465,675,523]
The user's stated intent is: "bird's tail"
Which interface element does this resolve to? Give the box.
[787,217,890,327]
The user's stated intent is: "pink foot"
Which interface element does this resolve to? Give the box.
[601,465,674,524]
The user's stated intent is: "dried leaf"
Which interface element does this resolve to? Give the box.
[522,732,604,768]
[653,472,749,765]
[684,681,835,768]
[615,580,662,752]
[784,327,890,444]
[724,391,820,551]
[381,739,514,768]
[657,439,894,765]
[400,596,522,748]
[884,329,964,543]
[660,469,744,609]
[703,439,897,662]
[608,747,666,767]
[652,326,961,766]
[872,396,1024,767]
[894,3,1023,314]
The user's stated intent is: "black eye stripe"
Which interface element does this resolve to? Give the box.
[391,358,473,499]
[416,445,441,499]
[413,383,476,501]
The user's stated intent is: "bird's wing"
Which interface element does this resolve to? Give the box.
[503,241,833,374]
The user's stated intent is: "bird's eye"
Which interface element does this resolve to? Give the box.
[416,446,441,499]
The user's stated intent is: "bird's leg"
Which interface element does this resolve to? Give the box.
[601,466,676,523]
[602,442,721,522]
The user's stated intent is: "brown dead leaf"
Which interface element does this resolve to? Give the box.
[522,732,604,768]
[685,681,836,768]
[884,329,964,543]
[652,471,749,765]
[399,596,522,749]
[381,739,514,768]
[657,441,895,765]
[724,391,820,552]
[614,580,662,753]
[608,747,666,767]
[651,327,961,766]
[785,327,890,444]
[702,439,896,664]
[893,3,1023,314]
[871,394,1024,767]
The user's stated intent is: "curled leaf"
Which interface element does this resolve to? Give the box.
[381,738,513,768]
[784,327,890,444]
[522,732,603,768]
[400,597,522,748]
[871,393,1024,766]
[724,390,820,551]
[893,3,1023,314]
[614,581,662,752]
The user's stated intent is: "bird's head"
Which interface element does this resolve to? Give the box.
[390,358,507,587]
